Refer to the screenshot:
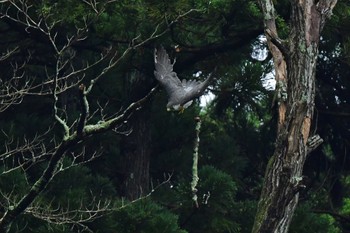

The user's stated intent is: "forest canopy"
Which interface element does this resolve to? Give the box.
[0,0,349,232]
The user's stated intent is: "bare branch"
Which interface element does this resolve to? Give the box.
[85,8,200,95]
[83,85,159,135]
[76,84,89,137]
[0,128,54,176]
[0,46,19,61]
[0,2,200,232]
[118,173,173,209]
[26,197,111,230]
[52,60,70,140]
[54,149,103,176]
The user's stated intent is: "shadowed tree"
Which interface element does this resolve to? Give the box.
[252,1,338,232]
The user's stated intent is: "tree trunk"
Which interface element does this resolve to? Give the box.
[120,71,153,201]
[252,1,338,233]
[121,108,151,200]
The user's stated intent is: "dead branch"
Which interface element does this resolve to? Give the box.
[0,2,199,231]
[0,172,172,232]
[25,197,111,233]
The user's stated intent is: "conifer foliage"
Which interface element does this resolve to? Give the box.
[0,0,349,232]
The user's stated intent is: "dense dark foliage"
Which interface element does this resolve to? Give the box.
[0,0,349,232]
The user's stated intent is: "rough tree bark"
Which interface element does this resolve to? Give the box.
[121,106,152,200]
[252,1,338,233]
[120,71,153,201]
[121,113,151,201]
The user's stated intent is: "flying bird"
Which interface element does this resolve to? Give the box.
[154,47,215,112]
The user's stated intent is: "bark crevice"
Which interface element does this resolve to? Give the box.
[252,1,338,233]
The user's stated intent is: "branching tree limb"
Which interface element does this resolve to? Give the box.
[0,84,159,232]
[252,1,339,233]
[0,1,197,231]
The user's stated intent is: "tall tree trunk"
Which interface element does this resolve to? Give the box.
[121,107,151,200]
[120,71,153,201]
[252,1,338,233]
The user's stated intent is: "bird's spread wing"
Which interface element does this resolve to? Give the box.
[154,47,184,99]
[154,47,215,107]
[180,75,214,106]
[182,79,200,93]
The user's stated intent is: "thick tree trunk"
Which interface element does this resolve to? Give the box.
[252,1,337,233]
[121,108,151,200]
[120,71,153,201]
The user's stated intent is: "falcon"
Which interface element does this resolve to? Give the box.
[154,47,214,112]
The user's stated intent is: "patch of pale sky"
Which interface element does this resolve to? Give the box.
[200,90,215,107]
[199,35,276,107]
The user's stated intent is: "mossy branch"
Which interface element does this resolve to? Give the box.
[191,117,201,208]
[0,86,158,232]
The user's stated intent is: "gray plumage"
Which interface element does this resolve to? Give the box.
[154,47,214,111]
